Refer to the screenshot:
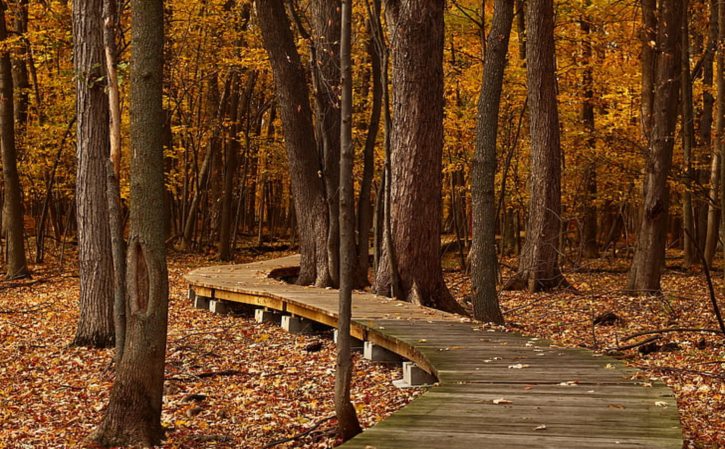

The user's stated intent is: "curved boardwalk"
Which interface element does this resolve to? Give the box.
[186,256,682,449]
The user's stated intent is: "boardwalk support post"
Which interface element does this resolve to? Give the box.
[281,315,314,333]
[363,341,403,363]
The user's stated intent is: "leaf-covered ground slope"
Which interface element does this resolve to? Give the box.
[0,251,421,449]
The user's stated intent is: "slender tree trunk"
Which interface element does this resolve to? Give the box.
[698,0,717,253]
[92,0,168,444]
[627,0,683,294]
[219,73,243,261]
[505,0,567,292]
[681,0,697,267]
[72,0,114,346]
[336,0,363,440]
[470,0,512,324]
[580,0,598,259]
[373,0,462,314]
[311,0,342,287]
[354,0,382,287]
[11,0,29,127]
[256,0,331,286]
[103,0,126,361]
[0,3,28,280]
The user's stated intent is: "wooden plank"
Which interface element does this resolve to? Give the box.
[185,256,683,449]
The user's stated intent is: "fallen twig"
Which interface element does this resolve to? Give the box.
[260,415,336,449]
[622,327,723,342]
[608,335,660,352]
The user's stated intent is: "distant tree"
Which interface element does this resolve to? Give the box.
[92,0,169,444]
[627,0,682,294]
[470,0,513,323]
[580,0,598,259]
[335,0,362,440]
[71,0,115,348]
[374,0,463,314]
[0,2,29,280]
[505,0,568,292]
[256,0,332,286]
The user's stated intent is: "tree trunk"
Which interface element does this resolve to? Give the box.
[311,0,342,287]
[336,0,363,440]
[11,0,29,127]
[92,0,168,444]
[0,3,28,280]
[505,0,567,292]
[256,0,331,286]
[470,0,512,324]
[354,0,382,288]
[698,0,717,253]
[72,0,114,347]
[681,0,697,267]
[580,0,598,259]
[627,0,682,294]
[373,0,463,314]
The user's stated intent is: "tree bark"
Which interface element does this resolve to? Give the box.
[374,0,463,314]
[335,0,363,440]
[627,0,682,294]
[311,0,342,287]
[256,0,331,286]
[0,2,28,280]
[92,0,168,444]
[505,0,567,292]
[470,0,513,324]
[719,0,725,285]
[354,0,383,287]
[699,0,717,255]
[72,0,115,347]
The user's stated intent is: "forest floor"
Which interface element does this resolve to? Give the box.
[0,243,422,449]
[442,250,725,449]
[1,241,723,448]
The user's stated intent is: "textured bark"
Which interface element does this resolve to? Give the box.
[72,0,115,347]
[335,0,362,440]
[374,0,463,314]
[470,0,512,324]
[219,73,242,261]
[0,3,28,280]
[680,0,696,267]
[640,0,657,138]
[311,0,342,287]
[505,0,567,292]
[580,0,598,259]
[627,0,682,294]
[92,0,168,445]
[256,0,331,286]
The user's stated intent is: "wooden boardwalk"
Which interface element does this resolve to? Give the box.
[186,256,682,449]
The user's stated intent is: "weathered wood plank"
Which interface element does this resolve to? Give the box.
[185,256,683,449]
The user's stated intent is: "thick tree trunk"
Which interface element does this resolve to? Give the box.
[336,0,362,440]
[627,0,682,294]
[681,0,697,267]
[470,0,512,324]
[256,0,331,286]
[92,0,168,445]
[0,4,28,280]
[374,0,463,314]
[72,0,114,347]
[699,0,717,254]
[311,0,342,287]
[11,0,29,127]
[580,0,598,259]
[505,0,567,292]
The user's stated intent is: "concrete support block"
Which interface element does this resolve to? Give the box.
[281,315,314,334]
[255,308,281,324]
[403,361,436,386]
[363,341,402,363]
[193,296,210,310]
[333,329,364,351]
[209,299,228,314]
